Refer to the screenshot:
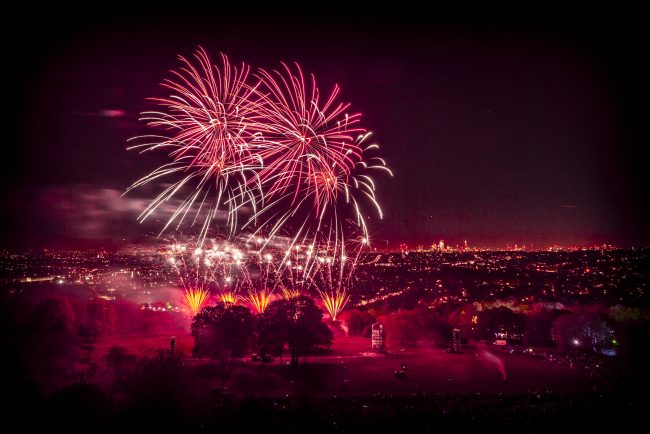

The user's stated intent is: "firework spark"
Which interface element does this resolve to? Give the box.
[216,291,241,305]
[280,288,301,300]
[164,232,365,320]
[165,240,246,289]
[164,237,249,314]
[243,62,392,244]
[246,288,275,313]
[254,63,364,210]
[305,231,368,321]
[126,48,266,242]
[128,49,390,253]
[319,290,350,321]
[183,287,210,314]
[130,48,392,324]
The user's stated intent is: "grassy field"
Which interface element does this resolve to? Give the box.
[89,335,591,396]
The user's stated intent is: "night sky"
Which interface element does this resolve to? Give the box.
[3,9,648,248]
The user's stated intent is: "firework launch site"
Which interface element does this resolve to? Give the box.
[2,245,648,433]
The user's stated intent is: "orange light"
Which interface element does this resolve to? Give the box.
[184,287,210,315]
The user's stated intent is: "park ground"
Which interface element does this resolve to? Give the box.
[88,335,591,396]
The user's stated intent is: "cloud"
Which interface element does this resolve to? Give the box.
[39,184,234,242]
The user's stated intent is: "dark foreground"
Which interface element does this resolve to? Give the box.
[5,335,647,434]
[5,384,644,434]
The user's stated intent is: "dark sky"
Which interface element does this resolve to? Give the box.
[3,8,648,248]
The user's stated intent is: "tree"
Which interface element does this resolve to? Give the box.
[118,350,190,430]
[48,383,107,432]
[255,313,286,365]
[379,309,420,347]
[523,308,567,347]
[342,309,376,337]
[79,298,117,339]
[378,308,451,348]
[191,303,255,388]
[27,296,77,332]
[103,345,137,385]
[553,312,615,353]
[260,296,333,365]
[476,306,525,343]
[22,296,80,386]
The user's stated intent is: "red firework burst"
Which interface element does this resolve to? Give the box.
[254,62,365,214]
[127,48,266,241]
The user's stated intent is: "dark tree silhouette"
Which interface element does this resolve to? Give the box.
[48,382,107,432]
[21,296,80,387]
[476,306,525,343]
[191,303,255,387]
[378,308,451,347]
[523,308,567,347]
[103,345,137,386]
[260,296,333,365]
[79,298,117,340]
[255,313,286,365]
[552,312,615,353]
[343,308,376,337]
[117,350,190,431]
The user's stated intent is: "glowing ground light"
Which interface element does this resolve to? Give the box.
[184,287,210,315]
[319,289,350,321]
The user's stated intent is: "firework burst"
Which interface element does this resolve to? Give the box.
[253,63,364,209]
[183,287,211,314]
[280,288,301,300]
[216,291,241,305]
[164,237,248,314]
[132,49,392,320]
[319,289,350,321]
[126,48,266,242]
[128,49,390,249]
[246,288,275,313]
[241,62,391,247]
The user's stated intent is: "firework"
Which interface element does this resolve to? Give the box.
[131,49,392,322]
[216,291,240,305]
[254,63,364,210]
[306,233,367,321]
[319,289,350,321]
[165,240,247,290]
[183,287,210,314]
[244,62,392,244]
[164,238,249,314]
[280,288,301,300]
[126,48,266,242]
[164,233,364,320]
[128,49,390,252]
[246,288,274,313]
[164,236,291,312]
